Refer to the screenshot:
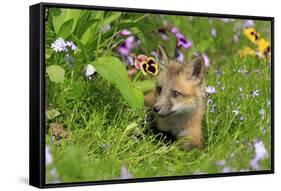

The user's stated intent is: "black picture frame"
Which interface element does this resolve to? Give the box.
[29,2,274,189]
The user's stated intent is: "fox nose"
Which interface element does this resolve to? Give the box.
[153,106,160,113]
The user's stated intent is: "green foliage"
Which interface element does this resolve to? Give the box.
[45,7,272,183]
[46,65,65,83]
[92,57,144,109]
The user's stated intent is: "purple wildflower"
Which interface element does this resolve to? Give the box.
[250,140,268,170]
[202,53,210,68]
[118,36,139,56]
[251,89,259,97]
[51,38,67,52]
[216,160,226,166]
[51,38,77,52]
[120,165,133,179]
[207,99,213,105]
[158,28,169,40]
[65,41,77,51]
[244,20,255,28]
[45,145,53,166]
[119,29,131,36]
[175,33,192,49]
[193,52,199,57]
[221,167,235,173]
[211,28,217,37]
[205,86,216,95]
[170,27,192,49]
[150,51,157,58]
[170,27,179,35]
[175,47,184,62]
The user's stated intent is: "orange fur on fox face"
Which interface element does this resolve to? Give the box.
[154,60,204,116]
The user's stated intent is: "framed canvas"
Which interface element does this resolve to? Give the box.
[29,2,274,188]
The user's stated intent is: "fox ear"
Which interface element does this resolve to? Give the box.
[156,45,169,69]
[185,56,205,83]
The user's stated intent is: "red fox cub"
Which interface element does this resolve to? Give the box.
[145,46,205,150]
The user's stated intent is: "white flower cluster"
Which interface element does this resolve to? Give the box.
[51,37,77,52]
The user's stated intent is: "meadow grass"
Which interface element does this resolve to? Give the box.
[45,9,272,183]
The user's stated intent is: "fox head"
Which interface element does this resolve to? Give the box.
[153,46,205,117]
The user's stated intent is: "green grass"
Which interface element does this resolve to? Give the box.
[45,8,272,183]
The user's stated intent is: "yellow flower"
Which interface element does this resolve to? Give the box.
[243,28,260,44]
[258,38,271,56]
[239,47,256,58]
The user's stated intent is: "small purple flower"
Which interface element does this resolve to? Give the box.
[170,27,192,49]
[207,99,213,105]
[250,140,268,170]
[193,52,199,57]
[120,165,133,179]
[51,38,67,52]
[150,51,157,58]
[158,28,169,40]
[51,38,77,52]
[244,20,255,28]
[118,36,139,56]
[202,53,210,68]
[175,33,192,49]
[205,86,216,95]
[119,29,131,36]
[170,27,179,35]
[211,28,217,37]
[45,145,53,166]
[251,89,259,97]
[216,160,226,166]
[175,47,184,62]
[65,41,77,51]
[221,167,235,173]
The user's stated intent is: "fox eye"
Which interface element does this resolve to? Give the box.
[171,90,181,98]
[156,86,162,95]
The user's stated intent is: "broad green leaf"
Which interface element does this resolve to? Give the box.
[92,57,144,109]
[46,65,65,83]
[133,80,155,92]
[58,19,74,39]
[50,8,68,33]
[50,8,82,34]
